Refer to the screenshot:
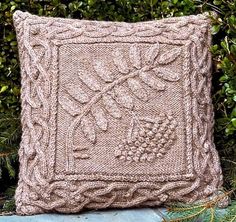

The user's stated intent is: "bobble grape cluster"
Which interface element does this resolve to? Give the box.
[115,113,177,163]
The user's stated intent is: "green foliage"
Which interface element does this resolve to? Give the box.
[0,114,20,179]
[166,193,235,222]
[0,186,15,215]
[0,0,235,218]
[221,201,236,222]
[2,199,15,213]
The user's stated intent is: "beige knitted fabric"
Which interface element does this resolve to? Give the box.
[13,10,224,215]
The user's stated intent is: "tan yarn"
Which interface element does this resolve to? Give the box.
[13,10,224,215]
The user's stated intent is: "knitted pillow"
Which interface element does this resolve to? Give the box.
[13,10,224,215]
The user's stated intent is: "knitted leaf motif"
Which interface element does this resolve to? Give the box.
[127,78,148,101]
[158,48,182,64]
[102,94,122,119]
[59,94,80,116]
[154,67,180,82]
[77,67,101,91]
[91,106,108,131]
[144,43,160,65]
[139,71,165,90]
[129,44,142,69]
[65,83,90,104]
[112,48,129,74]
[93,60,114,82]
[60,43,182,159]
[113,85,134,109]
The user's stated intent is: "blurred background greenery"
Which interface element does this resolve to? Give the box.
[0,0,235,218]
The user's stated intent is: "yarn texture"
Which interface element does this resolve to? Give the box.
[13,10,224,215]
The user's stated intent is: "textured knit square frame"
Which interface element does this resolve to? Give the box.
[13,10,223,215]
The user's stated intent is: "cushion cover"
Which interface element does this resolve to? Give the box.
[13,10,223,215]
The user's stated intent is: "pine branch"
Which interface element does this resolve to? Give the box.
[0,151,16,158]
[165,191,232,222]
[0,113,21,179]
[168,206,207,222]
[221,201,236,222]
[0,186,16,215]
